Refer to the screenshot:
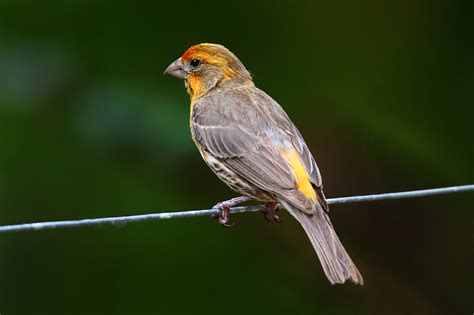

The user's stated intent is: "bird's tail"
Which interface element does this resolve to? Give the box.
[282,201,364,285]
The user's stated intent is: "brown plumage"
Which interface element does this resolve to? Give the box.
[164,43,363,285]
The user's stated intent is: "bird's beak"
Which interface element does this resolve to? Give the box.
[164,58,186,79]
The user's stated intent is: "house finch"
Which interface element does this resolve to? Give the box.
[164,43,363,285]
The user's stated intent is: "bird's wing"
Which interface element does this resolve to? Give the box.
[268,98,329,212]
[283,113,329,212]
[192,87,327,213]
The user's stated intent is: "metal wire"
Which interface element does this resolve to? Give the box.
[0,185,472,234]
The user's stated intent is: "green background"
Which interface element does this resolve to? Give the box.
[0,0,472,314]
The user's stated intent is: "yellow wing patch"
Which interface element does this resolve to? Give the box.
[281,148,317,202]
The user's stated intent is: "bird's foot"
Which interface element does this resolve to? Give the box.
[263,202,282,223]
[212,196,252,227]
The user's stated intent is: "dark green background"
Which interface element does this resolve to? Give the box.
[0,0,472,314]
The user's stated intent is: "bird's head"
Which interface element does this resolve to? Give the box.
[164,43,252,100]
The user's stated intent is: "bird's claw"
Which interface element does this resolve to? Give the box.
[262,202,282,223]
[210,196,252,227]
[263,211,283,223]
[218,216,235,227]
[212,202,234,228]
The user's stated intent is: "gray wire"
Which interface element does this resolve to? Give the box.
[0,184,472,234]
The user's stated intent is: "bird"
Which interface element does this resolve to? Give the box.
[164,43,363,285]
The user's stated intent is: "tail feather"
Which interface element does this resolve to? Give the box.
[282,201,364,285]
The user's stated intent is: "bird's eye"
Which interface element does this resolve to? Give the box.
[190,58,202,68]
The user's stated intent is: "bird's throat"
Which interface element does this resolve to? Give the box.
[186,75,206,102]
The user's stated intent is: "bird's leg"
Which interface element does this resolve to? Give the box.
[212,196,252,227]
[263,202,282,223]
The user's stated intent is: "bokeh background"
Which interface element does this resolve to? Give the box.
[0,0,472,314]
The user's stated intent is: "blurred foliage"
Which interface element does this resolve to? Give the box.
[0,0,472,314]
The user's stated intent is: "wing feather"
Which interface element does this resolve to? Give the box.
[192,86,327,213]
